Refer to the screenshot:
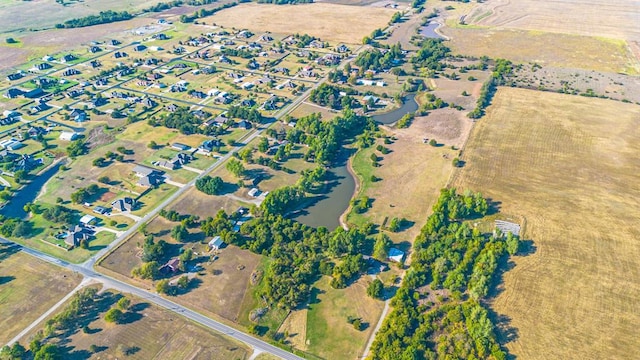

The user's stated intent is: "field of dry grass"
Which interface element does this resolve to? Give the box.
[204,3,396,44]
[465,0,640,42]
[19,288,251,359]
[442,27,639,74]
[452,87,640,359]
[0,247,82,344]
[347,117,458,244]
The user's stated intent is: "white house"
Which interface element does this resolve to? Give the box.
[208,236,224,250]
[79,214,97,225]
[59,132,78,141]
[388,248,405,263]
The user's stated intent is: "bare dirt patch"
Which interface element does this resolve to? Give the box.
[453,87,640,360]
[203,3,396,44]
[410,109,473,148]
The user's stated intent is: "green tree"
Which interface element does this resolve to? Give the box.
[388,217,400,232]
[148,140,158,149]
[171,224,188,242]
[195,175,224,195]
[226,158,245,178]
[373,233,391,260]
[14,170,28,184]
[258,137,269,153]
[104,308,123,323]
[117,297,130,311]
[34,344,61,360]
[367,278,384,299]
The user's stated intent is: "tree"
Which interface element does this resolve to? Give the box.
[12,221,32,238]
[148,140,158,149]
[34,344,61,360]
[156,279,175,295]
[195,175,224,195]
[388,217,400,232]
[104,308,123,323]
[179,248,193,263]
[0,342,26,359]
[373,233,391,260]
[429,139,437,146]
[367,279,384,299]
[226,158,245,178]
[258,137,269,153]
[14,170,27,184]
[117,297,130,311]
[171,224,188,242]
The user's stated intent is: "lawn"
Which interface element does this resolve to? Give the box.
[305,276,385,360]
[204,3,396,44]
[452,87,640,359]
[0,247,82,344]
[18,288,252,359]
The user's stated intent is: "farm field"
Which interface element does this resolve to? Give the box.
[442,27,639,74]
[0,246,82,344]
[203,3,396,44]
[465,0,640,42]
[18,288,252,359]
[452,87,640,359]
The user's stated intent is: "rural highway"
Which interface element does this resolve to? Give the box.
[1,40,369,358]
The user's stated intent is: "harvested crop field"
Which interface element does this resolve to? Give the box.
[465,0,640,42]
[452,87,640,359]
[0,247,82,344]
[203,3,396,44]
[442,27,639,74]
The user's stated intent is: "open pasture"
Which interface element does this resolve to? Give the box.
[203,3,396,44]
[452,87,640,360]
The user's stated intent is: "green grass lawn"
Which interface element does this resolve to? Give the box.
[346,144,376,228]
[132,183,178,216]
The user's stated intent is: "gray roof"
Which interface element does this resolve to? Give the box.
[132,164,155,176]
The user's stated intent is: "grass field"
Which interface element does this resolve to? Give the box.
[452,87,640,359]
[305,276,385,360]
[0,247,82,344]
[465,0,640,43]
[203,3,396,44]
[442,27,639,74]
[347,120,457,245]
[19,288,252,359]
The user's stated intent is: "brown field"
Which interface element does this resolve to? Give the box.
[19,288,251,359]
[169,186,249,219]
[442,27,639,74]
[347,117,459,244]
[452,87,640,359]
[203,3,396,44]
[465,0,640,42]
[411,108,473,148]
[0,247,82,344]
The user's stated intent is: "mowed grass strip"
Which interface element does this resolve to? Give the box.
[203,3,396,44]
[0,249,82,344]
[453,87,640,360]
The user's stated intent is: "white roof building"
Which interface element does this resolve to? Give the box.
[79,214,97,225]
[388,248,405,263]
[208,236,224,250]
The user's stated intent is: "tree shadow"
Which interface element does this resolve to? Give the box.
[0,275,16,285]
[306,287,325,308]
[0,243,20,262]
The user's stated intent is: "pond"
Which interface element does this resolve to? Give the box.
[0,161,64,220]
[418,22,445,39]
[294,95,419,230]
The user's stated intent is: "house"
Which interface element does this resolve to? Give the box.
[154,33,168,40]
[114,51,127,59]
[3,110,20,118]
[248,188,260,197]
[61,54,77,63]
[203,115,227,128]
[133,44,147,52]
[191,109,210,120]
[207,88,221,97]
[197,138,221,155]
[24,88,45,99]
[92,97,107,107]
[30,103,50,114]
[93,206,109,215]
[64,225,91,247]
[0,138,23,151]
[89,46,102,53]
[259,34,273,42]
[69,109,87,122]
[141,97,157,108]
[34,63,52,71]
[109,39,120,46]
[357,79,386,87]
[158,152,193,170]
[6,73,23,81]
[0,150,18,161]
[241,98,255,107]
[3,88,24,99]
[42,55,54,62]
[111,197,137,212]
[337,44,349,53]
[66,89,83,98]
[362,95,379,104]
[79,214,97,225]
[189,90,207,99]
[90,60,101,68]
[388,248,405,263]
[132,165,163,187]
[241,82,254,90]
[63,68,80,77]
[237,120,251,130]
[166,104,178,112]
[59,132,78,141]
[208,236,224,251]
[27,126,46,138]
[171,143,190,151]
[160,258,180,273]
[14,154,42,171]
